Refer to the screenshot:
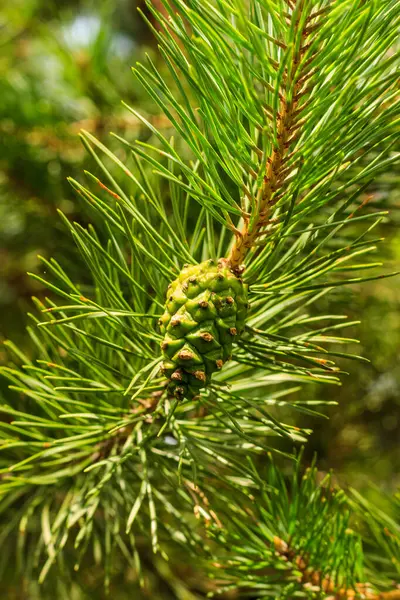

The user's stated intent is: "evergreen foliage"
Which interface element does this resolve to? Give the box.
[208,457,365,598]
[1,0,400,597]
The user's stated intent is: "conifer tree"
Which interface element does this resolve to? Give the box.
[1,0,399,598]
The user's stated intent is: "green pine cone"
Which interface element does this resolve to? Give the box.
[159,258,248,400]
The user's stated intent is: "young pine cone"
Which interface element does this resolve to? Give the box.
[159,259,248,400]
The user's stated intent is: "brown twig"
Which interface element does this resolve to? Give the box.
[273,537,400,600]
[228,1,318,271]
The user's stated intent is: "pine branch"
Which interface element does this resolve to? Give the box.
[207,457,400,599]
[350,488,400,598]
[229,0,317,269]
[1,0,400,591]
[273,537,400,600]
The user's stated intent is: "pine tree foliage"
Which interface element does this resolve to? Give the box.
[351,488,400,595]
[207,457,365,599]
[1,0,400,595]
[205,457,400,599]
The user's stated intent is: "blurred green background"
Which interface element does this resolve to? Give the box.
[0,0,399,597]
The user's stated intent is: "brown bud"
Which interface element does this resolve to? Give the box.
[274,536,288,554]
[198,300,209,308]
[200,332,213,342]
[229,328,237,336]
[171,317,181,327]
[193,370,206,382]
[226,296,234,305]
[179,349,194,361]
[216,359,224,369]
[161,341,169,350]
[171,370,183,381]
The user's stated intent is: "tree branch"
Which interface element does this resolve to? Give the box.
[228,1,318,270]
[274,537,400,600]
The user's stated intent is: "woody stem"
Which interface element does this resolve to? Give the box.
[274,536,400,600]
[228,2,310,270]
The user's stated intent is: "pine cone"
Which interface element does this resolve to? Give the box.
[159,258,248,400]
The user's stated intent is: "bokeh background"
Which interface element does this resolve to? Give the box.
[1,0,399,597]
